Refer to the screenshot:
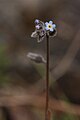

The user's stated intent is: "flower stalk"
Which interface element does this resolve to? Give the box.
[45,34,50,120]
[30,19,57,120]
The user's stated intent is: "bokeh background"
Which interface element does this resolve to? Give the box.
[0,0,80,119]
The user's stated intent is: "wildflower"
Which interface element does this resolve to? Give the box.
[45,21,56,32]
[35,19,39,24]
[35,25,40,30]
[31,19,46,42]
[31,19,57,42]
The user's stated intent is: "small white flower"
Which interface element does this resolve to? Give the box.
[45,21,56,32]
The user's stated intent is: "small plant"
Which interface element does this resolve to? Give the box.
[28,19,57,120]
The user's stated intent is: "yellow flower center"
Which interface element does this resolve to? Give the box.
[48,24,52,28]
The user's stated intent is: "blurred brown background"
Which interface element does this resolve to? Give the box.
[0,0,80,120]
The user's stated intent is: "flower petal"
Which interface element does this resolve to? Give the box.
[53,24,56,28]
[45,22,49,26]
[45,26,49,30]
[35,19,39,24]
[36,25,40,29]
[50,28,53,32]
[49,21,53,24]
